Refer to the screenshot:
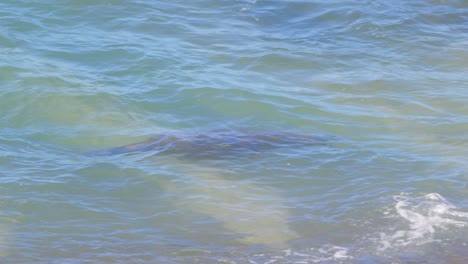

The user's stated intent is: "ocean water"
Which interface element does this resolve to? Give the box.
[1,0,468,263]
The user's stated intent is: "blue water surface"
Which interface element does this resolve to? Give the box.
[1,0,467,263]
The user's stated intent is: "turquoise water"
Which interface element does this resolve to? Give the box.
[1,0,468,263]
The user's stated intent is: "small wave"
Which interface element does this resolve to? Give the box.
[215,245,352,264]
[378,193,468,251]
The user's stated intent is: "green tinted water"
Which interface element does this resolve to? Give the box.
[1,0,467,263]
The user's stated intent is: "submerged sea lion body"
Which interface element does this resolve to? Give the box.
[89,130,330,247]
[94,130,328,158]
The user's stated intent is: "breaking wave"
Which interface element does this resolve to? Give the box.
[378,193,468,251]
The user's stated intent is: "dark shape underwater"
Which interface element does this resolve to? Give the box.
[91,130,330,159]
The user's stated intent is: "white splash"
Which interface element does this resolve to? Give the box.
[379,193,468,250]
[250,245,351,264]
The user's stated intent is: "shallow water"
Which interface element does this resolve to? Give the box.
[1,0,467,263]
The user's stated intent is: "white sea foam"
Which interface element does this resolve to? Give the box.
[215,192,466,263]
[378,193,468,250]
[241,245,352,264]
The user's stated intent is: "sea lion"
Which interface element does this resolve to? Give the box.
[92,129,329,158]
[88,130,330,247]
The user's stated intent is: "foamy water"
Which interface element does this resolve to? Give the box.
[207,192,468,263]
[378,193,468,251]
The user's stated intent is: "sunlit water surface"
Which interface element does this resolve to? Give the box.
[1,0,467,263]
